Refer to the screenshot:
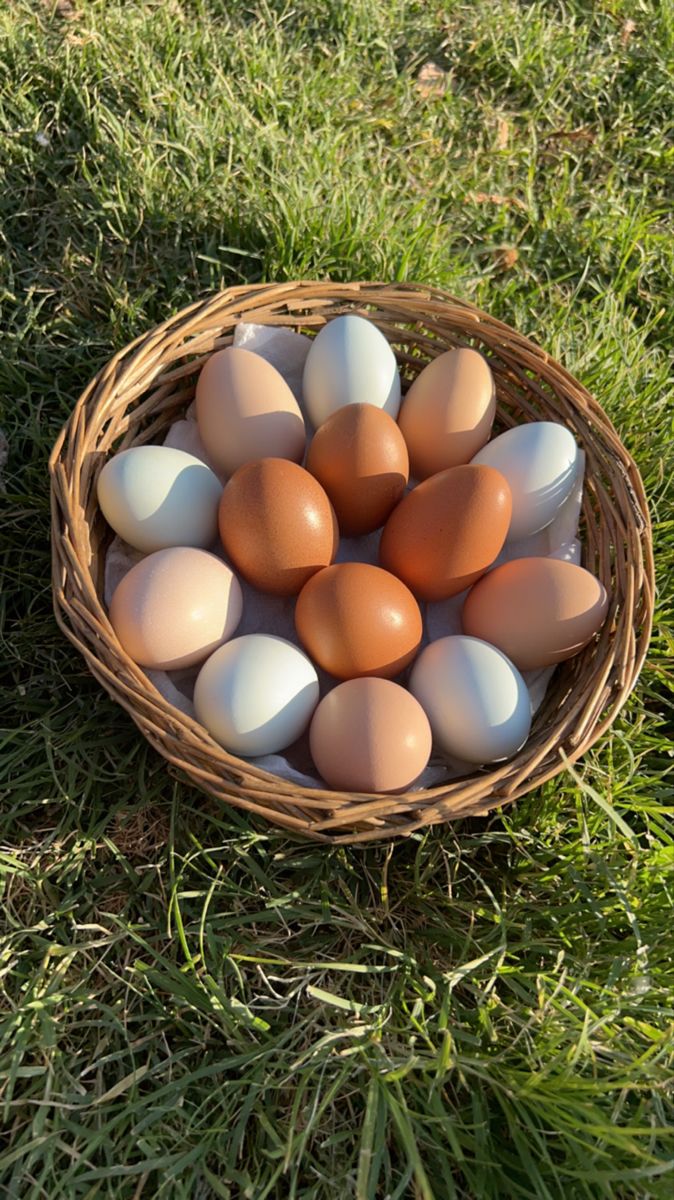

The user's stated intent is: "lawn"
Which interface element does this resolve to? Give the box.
[1,1,673,1196]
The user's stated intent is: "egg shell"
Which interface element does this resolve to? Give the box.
[218,457,338,596]
[309,678,432,793]
[295,562,422,680]
[379,464,512,600]
[195,346,306,476]
[302,314,401,428]
[306,404,409,535]
[194,634,319,756]
[472,421,579,540]
[398,348,496,479]
[462,557,609,669]
[97,445,222,553]
[409,635,531,764]
[109,547,242,670]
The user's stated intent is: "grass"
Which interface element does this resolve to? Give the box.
[1,0,673,1196]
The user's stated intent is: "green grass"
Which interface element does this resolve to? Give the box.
[1,0,673,1196]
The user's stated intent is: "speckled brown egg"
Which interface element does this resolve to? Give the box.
[306,405,409,535]
[195,347,306,476]
[309,678,432,793]
[379,464,512,600]
[218,457,338,595]
[295,562,422,679]
[462,557,609,669]
[398,348,495,479]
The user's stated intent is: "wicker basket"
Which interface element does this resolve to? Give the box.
[49,282,654,843]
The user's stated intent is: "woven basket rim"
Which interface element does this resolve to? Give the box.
[49,281,654,843]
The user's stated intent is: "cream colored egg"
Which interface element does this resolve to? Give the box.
[109,547,242,670]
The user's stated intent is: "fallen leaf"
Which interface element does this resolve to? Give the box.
[93,1064,150,1106]
[620,18,637,46]
[542,128,595,144]
[112,806,170,860]
[66,29,99,47]
[416,62,448,98]
[42,0,80,18]
[99,890,128,916]
[470,191,527,212]
[494,247,519,271]
[495,118,510,150]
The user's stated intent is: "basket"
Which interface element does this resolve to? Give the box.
[49,282,654,844]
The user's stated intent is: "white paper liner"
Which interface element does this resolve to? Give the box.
[104,322,586,790]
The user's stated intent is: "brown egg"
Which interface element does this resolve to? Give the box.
[379,464,512,600]
[195,347,306,476]
[306,405,409,535]
[218,458,338,595]
[309,678,432,793]
[109,547,243,670]
[398,348,496,479]
[295,562,422,680]
[462,557,609,669]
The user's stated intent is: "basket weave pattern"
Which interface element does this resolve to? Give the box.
[49,282,654,843]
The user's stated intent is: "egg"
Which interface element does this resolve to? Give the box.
[194,634,319,756]
[218,458,338,595]
[472,421,579,540]
[398,348,495,479]
[302,314,401,428]
[109,547,242,670]
[410,635,531,764]
[195,346,306,476]
[295,563,422,680]
[309,678,432,792]
[306,404,409,535]
[379,464,512,600]
[462,557,609,669]
[97,445,222,553]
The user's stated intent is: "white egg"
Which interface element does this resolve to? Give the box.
[302,314,401,428]
[194,634,319,757]
[97,445,222,553]
[409,635,531,764]
[472,421,579,540]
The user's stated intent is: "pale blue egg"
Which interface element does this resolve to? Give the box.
[410,635,531,764]
[303,314,401,429]
[472,421,579,540]
[97,445,222,552]
[194,634,319,757]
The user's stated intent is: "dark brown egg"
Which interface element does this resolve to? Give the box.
[306,404,409,535]
[218,458,338,595]
[295,562,422,680]
[379,464,512,600]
